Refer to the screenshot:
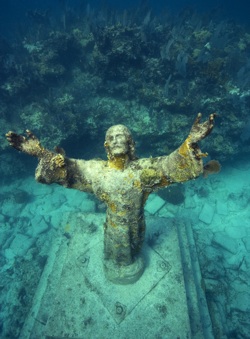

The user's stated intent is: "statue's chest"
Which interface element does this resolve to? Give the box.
[93,167,142,201]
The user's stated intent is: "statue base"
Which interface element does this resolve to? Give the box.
[20,213,213,339]
[104,256,144,284]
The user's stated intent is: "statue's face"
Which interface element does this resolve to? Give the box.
[105,125,130,157]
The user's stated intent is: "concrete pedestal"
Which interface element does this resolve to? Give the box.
[19,212,213,339]
[104,255,145,285]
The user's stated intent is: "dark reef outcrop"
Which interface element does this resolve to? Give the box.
[1,5,250,177]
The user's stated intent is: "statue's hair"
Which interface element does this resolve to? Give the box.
[104,124,137,160]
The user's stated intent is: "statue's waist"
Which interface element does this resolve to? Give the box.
[106,209,144,225]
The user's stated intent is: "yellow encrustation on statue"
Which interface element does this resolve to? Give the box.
[6,113,216,284]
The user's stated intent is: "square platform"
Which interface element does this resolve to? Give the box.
[19,213,211,339]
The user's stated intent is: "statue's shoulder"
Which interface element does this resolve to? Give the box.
[86,158,107,169]
[71,157,106,171]
[130,157,157,168]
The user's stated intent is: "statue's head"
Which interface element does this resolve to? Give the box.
[104,124,136,160]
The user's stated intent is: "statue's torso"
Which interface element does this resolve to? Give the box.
[91,162,146,218]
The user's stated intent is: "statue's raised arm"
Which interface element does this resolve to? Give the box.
[6,113,216,191]
[136,113,216,187]
[5,130,96,192]
[188,112,215,143]
[6,129,68,183]
[170,112,216,180]
[184,112,215,159]
[6,130,48,158]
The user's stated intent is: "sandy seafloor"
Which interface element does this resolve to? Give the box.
[0,157,250,338]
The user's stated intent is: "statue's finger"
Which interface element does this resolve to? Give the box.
[193,112,202,126]
[6,131,14,139]
[208,113,216,131]
[26,130,36,140]
[6,131,16,143]
[209,113,215,124]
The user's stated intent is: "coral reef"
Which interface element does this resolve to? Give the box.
[0,5,249,175]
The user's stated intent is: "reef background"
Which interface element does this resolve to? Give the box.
[0,0,250,180]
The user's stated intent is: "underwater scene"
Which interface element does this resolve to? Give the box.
[0,0,250,338]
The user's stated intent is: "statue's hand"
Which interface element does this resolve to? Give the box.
[6,130,45,158]
[188,113,216,144]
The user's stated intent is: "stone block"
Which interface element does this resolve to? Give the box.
[1,248,16,272]
[1,201,22,217]
[231,292,250,312]
[0,230,9,247]
[50,193,67,209]
[145,195,165,215]
[184,197,196,209]
[80,199,96,213]
[10,233,34,256]
[225,223,247,239]
[157,205,175,218]
[34,184,53,196]
[243,237,250,252]
[216,200,228,216]
[212,232,238,254]
[66,190,89,208]
[199,203,215,224]
[27,215,49,237]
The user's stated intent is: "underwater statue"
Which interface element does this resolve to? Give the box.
[6,113,215,284]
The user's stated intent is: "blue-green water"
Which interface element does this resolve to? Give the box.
[0,1,250,338]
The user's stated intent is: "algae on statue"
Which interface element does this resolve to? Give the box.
[6,113,216,284]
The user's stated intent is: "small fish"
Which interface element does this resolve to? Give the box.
[203,160,221,178]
